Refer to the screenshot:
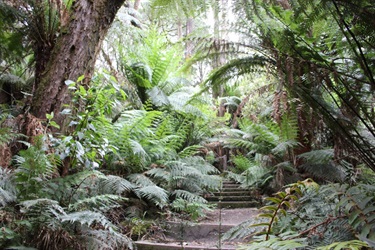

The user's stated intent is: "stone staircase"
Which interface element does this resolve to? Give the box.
[206,180,260,209]
[135,180,261,250]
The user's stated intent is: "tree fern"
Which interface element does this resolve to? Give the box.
[298,149,346,182]
[202,55,270,92]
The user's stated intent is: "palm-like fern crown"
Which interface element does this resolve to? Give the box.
[219,0,375,170]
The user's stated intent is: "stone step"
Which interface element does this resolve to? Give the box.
[211,191,251,197]
[221,187,248,192]
[165,221,234,239]
[222,182,240,187]
[206,195,255,202]
[212,201,260,209]
[135,241,237,250]
[135,208,260,250]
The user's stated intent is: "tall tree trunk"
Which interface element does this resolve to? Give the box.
[185,17,194,60]
[30,0,126,123]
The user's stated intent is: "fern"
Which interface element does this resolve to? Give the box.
[128,173,156,187]
[316,240,369,250]
[0,168,16,207]
[84,229,133,250]
[134,185,169,208]
[223,218,262,242]
[298,149,334,164]
[172,189,207,203]
[60,211,113,229]
[171,197,214,221]
[239,236,307,250]
[68,194,127,212]
[98,175,135,195]
[334,184,375,242]
[0,127,16,145]
[298,149,346,182]
[14,139,59,200]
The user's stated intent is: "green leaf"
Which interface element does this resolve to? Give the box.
[266,197,282,204]
[46,112,54,120]
[77,75,85,82]
[49,121,60,129]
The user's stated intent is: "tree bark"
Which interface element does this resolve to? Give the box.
[185,17,194,59]
[134,0,141,10]
[30,0,126,122]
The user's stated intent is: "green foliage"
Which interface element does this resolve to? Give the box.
[14,136,59,200]
[227,179,374,249]
[316,240,369,250]
[18,198,132,250]
[298,149,347,182]
[238,236,307,250]
[146,156,220,193]
[126,217,155,240]
[144,156,220,220]
[57,74,124,171]
[202,55,269,92]
[254,181,306,240]
[171,198,213,221]
[0,168,16,207]
[231,154,250,173]
[134,185,169,208]
[232,0,375,170]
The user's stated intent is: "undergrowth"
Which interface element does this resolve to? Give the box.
[224,179,375,249]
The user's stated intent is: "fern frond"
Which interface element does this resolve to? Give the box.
[271,139,299,156]
[60,211,113,229]
[316,240,369,250]
[241,165,271,188]
[147,86,170,106]
[0,168,16,206]
[172,189,207,203]
[145,167,170,182]
[68,194,126,212]
[300,163,345,182]
[84,229,133,250]
[20,198,67,226]
[127,173,156,187]
[0,127,17,145]
[183,156,220,175]
[298,149,334,165]
[178,145,205,158]
[240,236,307,250]
[203,55,270,91]
[99,175,135,195]
[223,218,265,242]
[134,185,169,208]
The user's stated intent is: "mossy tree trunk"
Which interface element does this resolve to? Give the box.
[30,0,126,123]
